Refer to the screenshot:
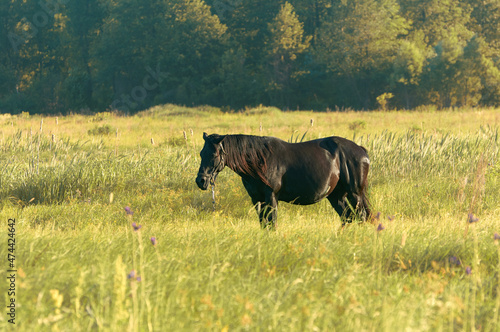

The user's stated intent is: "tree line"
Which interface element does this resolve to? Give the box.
[1,0,499,114]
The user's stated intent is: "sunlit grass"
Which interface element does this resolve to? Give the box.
[6,207,500,331]
[0,106,499,331]
[1,105,499,149]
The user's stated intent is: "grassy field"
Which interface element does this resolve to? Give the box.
[0,105,499,331]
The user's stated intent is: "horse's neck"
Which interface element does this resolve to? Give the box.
[225,136,270,183]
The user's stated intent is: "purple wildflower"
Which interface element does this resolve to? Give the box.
[467,213,479,223]
[377,223,385,232]
[387,215,395,222]
[465,266,472,275]
[449,256,461,266]
[132,222,142,231]
[124,206,134,215]
[494,233,500,240]
[127,270,141,282]
[374,212,381,221]
[150,237,157,246]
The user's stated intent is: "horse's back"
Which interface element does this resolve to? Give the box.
[267,137,341,204]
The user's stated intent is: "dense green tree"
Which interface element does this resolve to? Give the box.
[265,2,311,107]
[161,0,228,106]
[0,2,19,109]
[219,46,255,109]
[316,0,409,108]
[398,0,500,108]
[92,0,166,111]
[455,36,500,106]
[467,0,500,46]
[390,34,426,108]
[209,0,282,65]
[466,0,500,105]
[2,0,66,113]
[288,0,331,40]
[400,0,473,47]
[206,0,285,106]
[1,0,500,113]
[59,0,103,111]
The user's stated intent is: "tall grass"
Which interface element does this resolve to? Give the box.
[364,127,499,217]
[0,107,499,331]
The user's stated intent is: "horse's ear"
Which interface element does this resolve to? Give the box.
[205,133,224,144]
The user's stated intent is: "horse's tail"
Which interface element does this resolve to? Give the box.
[336,139,372,221]
[359,159,372,221]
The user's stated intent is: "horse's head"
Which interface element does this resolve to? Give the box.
[196,133,226,190]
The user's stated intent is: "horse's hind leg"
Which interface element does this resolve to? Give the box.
[356,158,371,221]
[327,193,343,219]
[327,191,350,226]
[327,191,366,225]
[346,192,370,222]
[332,154,371,224]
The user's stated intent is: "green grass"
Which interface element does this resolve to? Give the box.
[0,106,499,331]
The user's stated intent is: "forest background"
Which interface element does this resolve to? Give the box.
[1,0,500,114]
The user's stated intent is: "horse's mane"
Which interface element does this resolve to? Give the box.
[221,135,272,187]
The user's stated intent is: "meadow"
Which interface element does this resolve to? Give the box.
[0,105,499,331]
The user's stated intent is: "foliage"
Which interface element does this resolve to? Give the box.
[1,0,500,113]
[87,124,115,136]
[376,93,394,110]
[348,120,367,132]
[265,2,311,107]
[315,0,410,108]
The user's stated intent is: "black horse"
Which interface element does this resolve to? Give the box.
[196,133,371,228]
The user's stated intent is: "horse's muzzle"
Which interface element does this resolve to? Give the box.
[196,174,209,190]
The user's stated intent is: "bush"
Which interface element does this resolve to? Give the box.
[88,124,115,136]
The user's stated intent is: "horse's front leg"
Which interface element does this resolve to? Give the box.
[252,201,274,229]
[242,178,278,229]
[260,190,278,229]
